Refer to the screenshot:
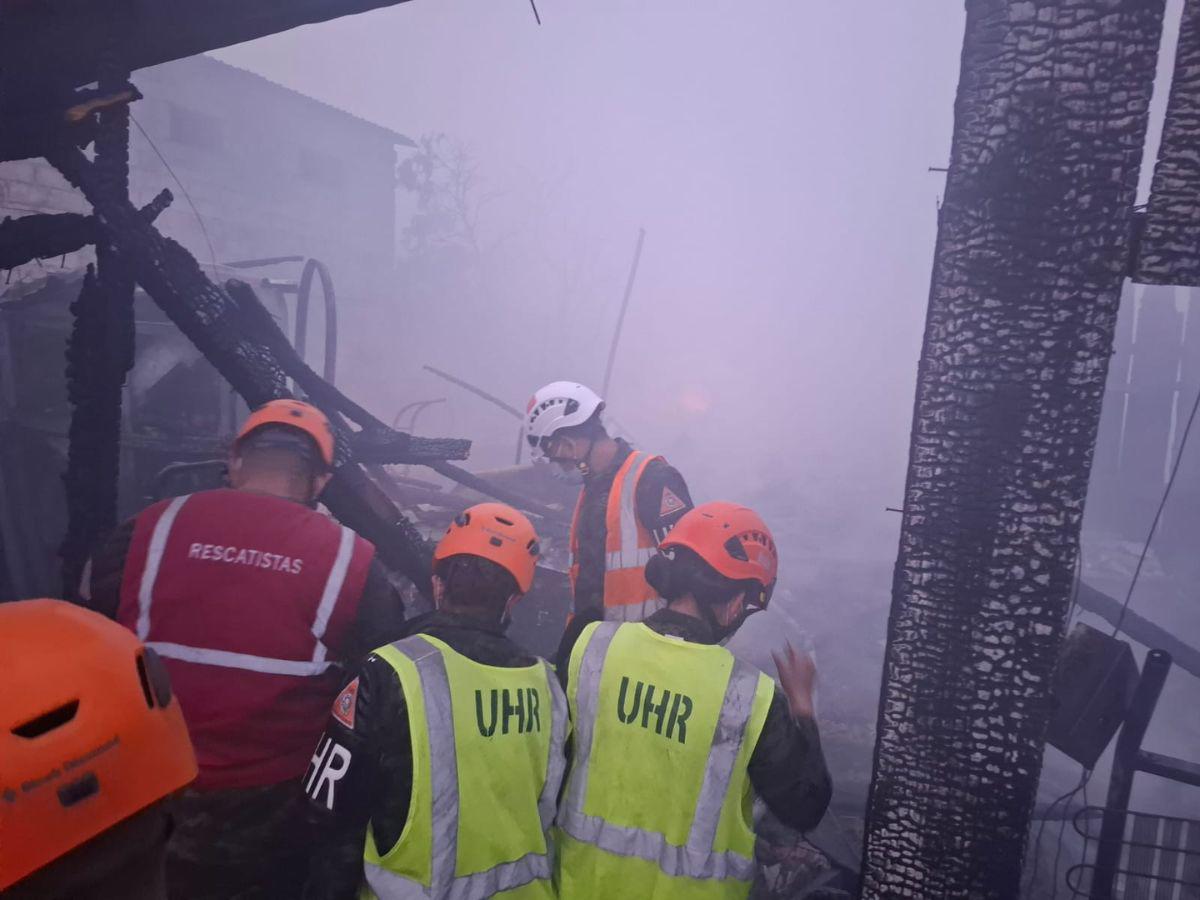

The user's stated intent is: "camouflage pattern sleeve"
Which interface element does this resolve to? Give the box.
[339,557,408,662]
[747,689,833,833]
[302,654,402,900]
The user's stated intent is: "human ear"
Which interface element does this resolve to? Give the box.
[722,592,747,626]
[313,472,333,498]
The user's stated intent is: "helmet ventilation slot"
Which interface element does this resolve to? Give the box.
[136,654,156,708]
[12,699,80,738]
[724,536,750,562]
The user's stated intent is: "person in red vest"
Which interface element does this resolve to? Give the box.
[525,381,693,623]
[87,398,406,900]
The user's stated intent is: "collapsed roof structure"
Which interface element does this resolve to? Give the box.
[0,0,473,602]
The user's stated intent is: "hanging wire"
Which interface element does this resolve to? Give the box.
[1066,546,1083,627]
[1078,775,1092,892]
[1111,380,1200,637]
[1020,548,1088,896]
[129,113,219,270]
[1026,768,1092,898]
[1050,769,1094,900]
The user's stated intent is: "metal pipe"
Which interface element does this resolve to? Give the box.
[601,227,645,398]
[295,258,338,384]
[422,364,523,419]
[394,399,446,434]
[393,399,444,429]
[1075,582,1200,681]
[1091,649,1173,900]
[223,255,305,268]
[425,459,561,522]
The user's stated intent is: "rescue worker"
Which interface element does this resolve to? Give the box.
[554,502,832,899]
[1,599,197,900]
[302,502,568,899]
[525,380,693,622]
[86,398,407,899]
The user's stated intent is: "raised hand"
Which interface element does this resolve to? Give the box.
[772,642,817,720]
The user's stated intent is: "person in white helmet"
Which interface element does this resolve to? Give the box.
[525,381,693,624]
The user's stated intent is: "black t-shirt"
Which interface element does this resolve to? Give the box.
[573,440,693,615]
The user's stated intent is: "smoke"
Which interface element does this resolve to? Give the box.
[210,1,966,560]
[196,0,1199,834]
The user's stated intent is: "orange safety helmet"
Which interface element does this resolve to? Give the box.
[0,600,197,889]
[235,398,335,468]
[433,503,541,594]
[659,502,779,602]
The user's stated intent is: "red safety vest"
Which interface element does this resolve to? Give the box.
[569,450,666,622]
[116,488,374,790]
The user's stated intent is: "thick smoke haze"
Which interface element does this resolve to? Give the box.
[211,1,966,563]
[195,0,1199,858]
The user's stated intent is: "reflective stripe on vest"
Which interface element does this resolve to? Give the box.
[135,494,355,676]
[364,635,567,900]
[558,622,767,885]
[602,452,666,620]
[365,853,551,900]
[569,451,666,620]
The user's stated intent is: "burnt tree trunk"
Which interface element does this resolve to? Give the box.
[860,2,1164,897]
[1136,0,1200,285]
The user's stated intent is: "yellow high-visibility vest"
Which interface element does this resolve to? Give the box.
[556,621,775,899]
[362,634,568,899]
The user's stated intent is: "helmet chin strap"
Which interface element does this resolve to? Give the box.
[576,437,598,478]
[698,600,735,644]
[716,608,754,645]
[499,593,522,631]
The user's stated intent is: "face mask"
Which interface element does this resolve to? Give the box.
[711,589,766,644]
[710,610,740,645]
[549,464,583,485]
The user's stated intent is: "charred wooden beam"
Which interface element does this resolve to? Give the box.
[59,56,138,599]
[0,190,172,272]
[1,0,416,102]
[218,279,467,463]
[1074,582,1200,681]
[861,2,1166,897]
[425,460,565,523]
[0,84,139,163]
[44,144,464,595]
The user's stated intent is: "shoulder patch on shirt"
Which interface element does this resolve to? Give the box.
[332,677,359,730]
[659,486,686,518]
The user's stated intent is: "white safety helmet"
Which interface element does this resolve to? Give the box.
[525,381,605,460]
